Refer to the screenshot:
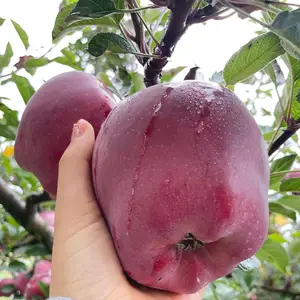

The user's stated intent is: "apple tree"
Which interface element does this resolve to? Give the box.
[1,0,300,299]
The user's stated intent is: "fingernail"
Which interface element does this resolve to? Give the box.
[71,119,87,140]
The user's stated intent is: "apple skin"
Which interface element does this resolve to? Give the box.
[24,273,51,300]
[34,260,51,275]
[0,278,16,296]
[14,272,31,295]
[92,81,270,294]
[14,71,116,197]
[39,211,55,229]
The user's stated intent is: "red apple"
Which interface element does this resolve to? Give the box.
[92,80,269,294]
[15,272,31,295]
[39,211,55,229]
[14,71,116,197]
[0,278,16,296]
[24,273,50,300]
[34,260,51,275]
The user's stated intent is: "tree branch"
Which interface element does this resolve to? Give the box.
[268,127,299,156]
[144,0,195,87]
[0,178,53,251]
[260,284,300,296]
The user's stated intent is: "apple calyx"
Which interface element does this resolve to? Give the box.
[177,233,204,251]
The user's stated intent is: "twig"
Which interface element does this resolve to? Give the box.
[0,178,53,250]
[260,285,300,296]
[268,127,299,156]
[127,0,144,47]
[144,0,196,87]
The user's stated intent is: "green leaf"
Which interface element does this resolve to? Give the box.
[24,57,50,68]
[11,20,29,49]
[280,177,300,192]
[289,238,300,257]
[11,73,35,104]
[8,260,27,272]
[271,9,300,59]
[278,195,300,214]
[98,73,121,99]
[288,55,300,81]
[0,43,13,71]
[129,72,145,95]
[39,281,50,297]
[66,0,124,23]
[52,3,116,40]
[291,79,300,120]
[0,125,17,140]
[87,32,136,57]
[52,54,83,70]
[269,202,296,221]
[223,32,285,85]
[256,238,289,274]
[161,66,186,83]
[270,154,297,188]
[268,233,287,243]
[0,18,5,26]
[0,103,19,127]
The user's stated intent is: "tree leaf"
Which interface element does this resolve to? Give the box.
[52,3,117,41]
[270,154,297,188]
[87,32,136,57]
[11,73,35,104]
[0,18,5,26]
[0,125,16,140]
[11,20,29,49]
[268,232,287,243]
[0,43,13,72]
[223,32,285,85]
[129,72,145,95]
[278,195,300,214]
[280,177,300,192]
[24,57,50,68]
[39,281,50,297]
[256,238,289,274]
[8,260,27,272]
[291,79,300,120]
[0,103,19,127]
[66,0,124,23]
[161,66,186,83]
[269,202,297,221]
[271,9,300,59]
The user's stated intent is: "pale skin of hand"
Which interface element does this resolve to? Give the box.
[49,119,206,300]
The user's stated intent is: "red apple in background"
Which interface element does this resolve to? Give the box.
[92,80,270,294]
[15,272,31,295]
[0,278,16,296]
[34,260,51,275]
[24,273,51,300]
[283,171,300,195]
[39,211,55,229]
[14,71,116,197]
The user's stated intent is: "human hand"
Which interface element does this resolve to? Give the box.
[49,119,206,300]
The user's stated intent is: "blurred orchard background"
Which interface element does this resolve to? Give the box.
[0,0,300,299]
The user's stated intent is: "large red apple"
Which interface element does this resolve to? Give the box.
[92,80,270,294]
[14,71,116,197]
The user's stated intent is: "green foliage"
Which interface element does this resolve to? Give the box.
[0,0,300,299]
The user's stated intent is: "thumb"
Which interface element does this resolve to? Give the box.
[50,119,125,299]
